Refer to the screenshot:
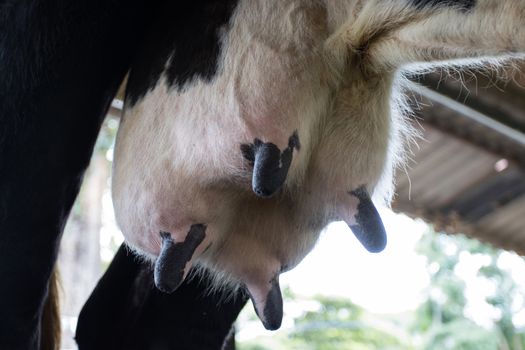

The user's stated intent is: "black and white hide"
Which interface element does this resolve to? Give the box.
[1,1,249,349]
[112,0,525,330]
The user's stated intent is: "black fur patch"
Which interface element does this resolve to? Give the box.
[77,244,248,349]
[0,1,159,347]
[126,0,239,106]
[241,131,300,198]
[154,224,206,293]
[410,0,476,11]
[349,186,387,253]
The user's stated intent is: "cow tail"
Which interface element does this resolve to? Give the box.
[41,266,61,350]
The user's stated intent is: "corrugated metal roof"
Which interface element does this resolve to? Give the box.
[394,68,525,254]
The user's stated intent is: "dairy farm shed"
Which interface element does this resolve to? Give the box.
[394,66,525,254]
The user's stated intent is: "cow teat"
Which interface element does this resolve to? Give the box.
[154,225,207,293]
[246,275,284,331]
[338,186,387,253]
[241,131,300,198]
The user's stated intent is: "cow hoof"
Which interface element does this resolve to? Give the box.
[241,131,300,198]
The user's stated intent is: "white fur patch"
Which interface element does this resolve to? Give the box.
[112,0,525,297]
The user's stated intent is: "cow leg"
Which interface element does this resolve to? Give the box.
[76,244,248,350]
[0,1,159,348]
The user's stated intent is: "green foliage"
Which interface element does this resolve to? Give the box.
[237,224,525,350]
[420,318,499,350]
[95,117,119,153]
[414,228,525,350]
[237,292,410,350]
[478,253,525,350]
[288,295,407,350]
[239,344,273,350]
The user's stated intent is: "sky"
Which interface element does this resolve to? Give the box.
[236,209,431,341]
[280,210,429,314]
[236,208,525,341]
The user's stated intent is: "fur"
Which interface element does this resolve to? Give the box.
[112,0,525,329]
[0,0,162,347]
[41,268,61,350]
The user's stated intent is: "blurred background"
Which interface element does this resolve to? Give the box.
[57,66,525,349]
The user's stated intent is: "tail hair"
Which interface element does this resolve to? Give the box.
[41,266,61,350]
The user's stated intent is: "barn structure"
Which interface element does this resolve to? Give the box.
[394,66,525,254]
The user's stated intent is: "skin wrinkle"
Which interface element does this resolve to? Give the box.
[112,0,525,330]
